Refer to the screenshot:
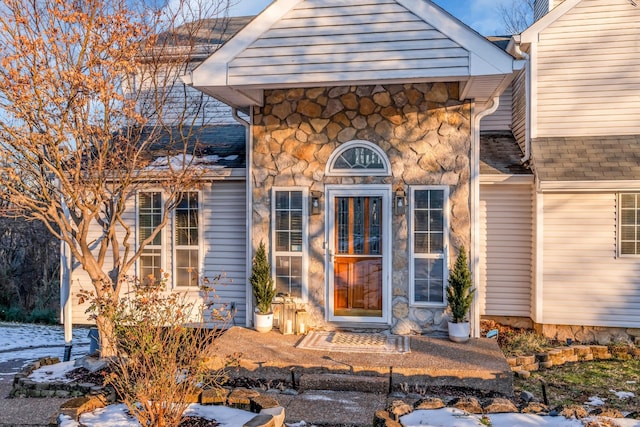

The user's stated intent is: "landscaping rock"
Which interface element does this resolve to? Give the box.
[386,400,413,421]
[413,397,445,410]
[450,397,483,414]
[373,409,403,427]
[483,397,519,414]
[59,395,107,421]
[521,402,549,414]
[243,413,274,427]
[259,406,285,427]
[520,390,535,403]
[559,405,589,419]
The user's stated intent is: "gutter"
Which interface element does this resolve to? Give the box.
[511,35,532,164]
[471,95,500,338]
[231,107,252,328]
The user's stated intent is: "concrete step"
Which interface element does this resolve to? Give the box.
[298,373,389,393]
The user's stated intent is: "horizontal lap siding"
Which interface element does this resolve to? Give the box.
[535,0,640,137]
[228,0,469,85]
[480,184,534,317]
[512,69,527,152]
[202,181,247,326]
[542,192,640,328]
[481,86,512,132]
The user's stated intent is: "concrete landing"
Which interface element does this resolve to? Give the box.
[211,327,513,396]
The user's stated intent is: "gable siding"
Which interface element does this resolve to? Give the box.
[480,184,534,318]
[227,0,469,86]
[481,85,513,132]
[534,0,551,21]
[535,0,640,137]
[541,192,640,328]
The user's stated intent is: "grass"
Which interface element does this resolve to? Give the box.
[514,359,640,413]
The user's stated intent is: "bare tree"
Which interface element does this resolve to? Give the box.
[0,0,232,356]
[497,0,535,34]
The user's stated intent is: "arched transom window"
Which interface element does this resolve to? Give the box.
[326,140,391,176]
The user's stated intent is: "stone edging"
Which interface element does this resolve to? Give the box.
[506,344,640,378]
[56,387,285,427]
[373,396,637,427]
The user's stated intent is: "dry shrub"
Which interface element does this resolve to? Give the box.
[100,274,235,427]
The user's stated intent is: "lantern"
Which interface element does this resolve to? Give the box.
[295,309,308,335]
[279,297,296,335]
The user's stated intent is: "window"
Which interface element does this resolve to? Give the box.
[620,193,640,255]
[174,192,200,287]
[326,140,391,176]
[272,189,307,299]
[410,186,449,305]
[138,192,163,283]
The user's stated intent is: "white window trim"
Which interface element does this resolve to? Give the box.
[136,190,166,286]
[618,193,640,258]
[409,185,450,307]
[325,140,391,177]
[271,187,309,302]
[172,190,204,289]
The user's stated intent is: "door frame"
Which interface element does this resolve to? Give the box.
[325,184,392,324]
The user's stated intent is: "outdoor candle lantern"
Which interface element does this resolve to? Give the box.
[279,297,296,335]
[310,191,322,215]
[394,188,407,215]
[271,297,284,330]
[295,309,308,335]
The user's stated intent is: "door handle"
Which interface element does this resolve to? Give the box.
[329,250,334,263]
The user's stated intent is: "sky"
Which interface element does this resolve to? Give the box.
[227,0,515,36]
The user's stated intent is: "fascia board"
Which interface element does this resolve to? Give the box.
[538,180,640,192]
[190,0,303,87]
[520,0,582,44]
[397,0,514,75]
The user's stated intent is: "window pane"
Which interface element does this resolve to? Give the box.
[415,233,429,253]
[414,190,430,209]
[414,211,430,232]
[414,258,444,303]
[621,194,637,209]
[429,233,444,253]
[276,231,290,252]
[290,191,303,210]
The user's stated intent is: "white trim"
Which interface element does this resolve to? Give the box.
[480,174,534,185]
[245,107,254,326]
[529,43,539,140]
[171,190,204,289]
[408,186,450,308]
[325,185,392,325]
[271,187,309,303]
[325,140,392,177]
[539,180,640,192]
[520,0,582,44]
[533,191,544,323]
[618,193,640,258]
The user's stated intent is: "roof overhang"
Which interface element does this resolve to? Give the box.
[183,0,522,108]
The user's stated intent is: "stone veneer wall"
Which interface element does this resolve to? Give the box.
[251,83,471,333]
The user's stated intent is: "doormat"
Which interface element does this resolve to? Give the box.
[296,331,410,354]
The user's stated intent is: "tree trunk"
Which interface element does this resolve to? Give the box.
[95,313,118,358]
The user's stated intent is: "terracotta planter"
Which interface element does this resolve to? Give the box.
[448,321,470,343]
[253,312,274,333]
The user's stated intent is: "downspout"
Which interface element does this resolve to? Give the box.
[60,197,73,361]
[471,96,500,338]
[232,107,251,327]
[514,41,532,164]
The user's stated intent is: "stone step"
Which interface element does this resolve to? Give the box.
[298,373,389,393]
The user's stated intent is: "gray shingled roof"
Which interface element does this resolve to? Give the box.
[480,132,531,175]
[532,135,640,181]
[146,125,246,168]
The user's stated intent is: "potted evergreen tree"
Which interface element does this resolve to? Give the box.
[249,241,277,333]
[446,246,475,343]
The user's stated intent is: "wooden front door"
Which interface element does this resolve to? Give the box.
[333,196,383,318]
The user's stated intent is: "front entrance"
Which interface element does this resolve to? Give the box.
[326,186,390,323]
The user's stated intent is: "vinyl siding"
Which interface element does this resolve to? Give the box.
[227,0,469,86]
[541,192,640,328]
[70,181,247,326]
[534,0,551,21]
[481,85,513,132]
[480,184,534,318]
[534,0,640,137]
[511,68,527,153]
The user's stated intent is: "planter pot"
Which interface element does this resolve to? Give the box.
[448,321,470,343]
[253,312,274,333]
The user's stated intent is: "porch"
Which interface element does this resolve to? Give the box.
[211,326,513,396]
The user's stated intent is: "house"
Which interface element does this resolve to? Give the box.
[61,0,640,344]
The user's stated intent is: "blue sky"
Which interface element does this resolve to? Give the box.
[227,0,514,36]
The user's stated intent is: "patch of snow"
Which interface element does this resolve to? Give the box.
[584,396,606,406]
[148,154,235,170]
[184,404,255,426]
[610,390,635,400]
[28,360,77,383]
[80,404,139,427]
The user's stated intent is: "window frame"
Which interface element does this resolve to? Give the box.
[618,193,640,257]
[325,140,391,177]
[136,190,166,286]
[172,190,203,288]
[408,185,450,307]
[271,187,309,302]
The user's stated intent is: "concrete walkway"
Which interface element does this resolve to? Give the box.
[213,327,513,395]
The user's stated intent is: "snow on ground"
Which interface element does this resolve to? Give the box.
[0,322,91,373]
[28,360,77,383]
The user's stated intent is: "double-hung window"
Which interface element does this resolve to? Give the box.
[272,188,307,299]
[410,186,449,306]
[174,191,200,287]
[138,192,163,283]
[620,193,640,256]
[137,191,201,287]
